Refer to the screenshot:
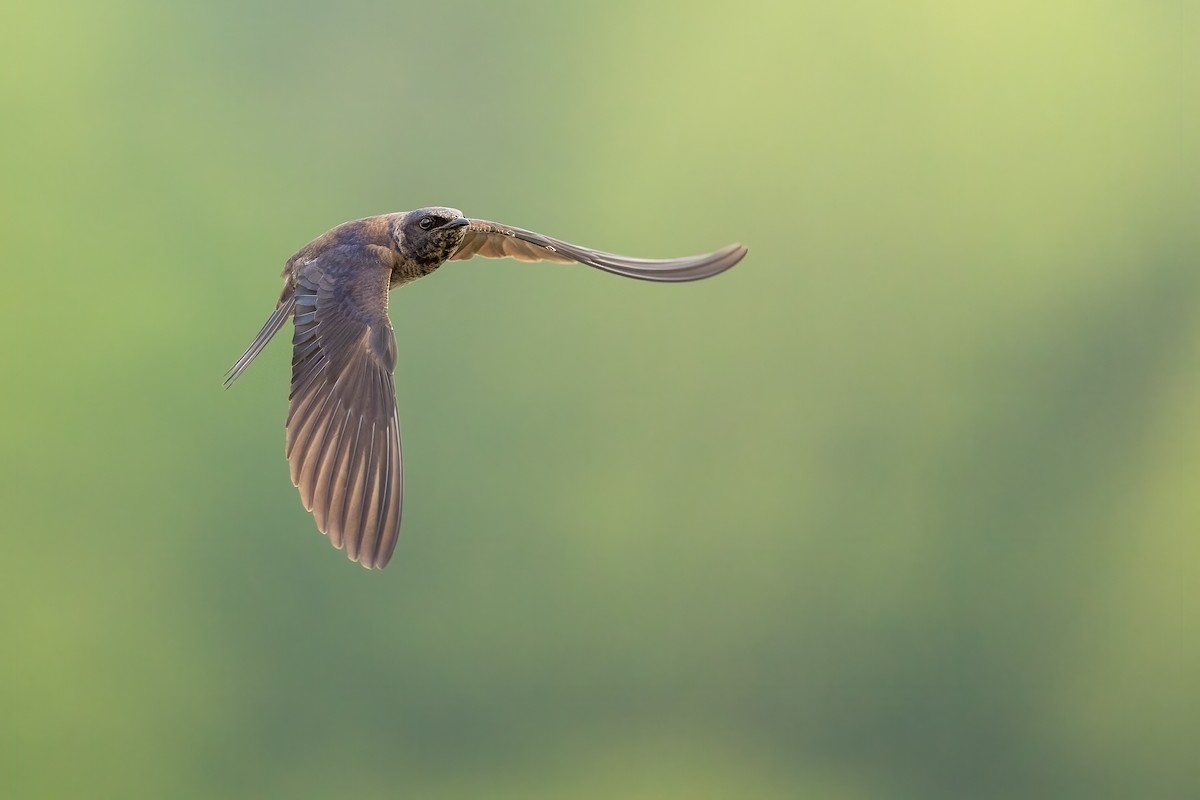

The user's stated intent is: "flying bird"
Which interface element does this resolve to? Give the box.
[226,208,746,569]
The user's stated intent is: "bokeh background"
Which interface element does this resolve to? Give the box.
[3,1,1198,797]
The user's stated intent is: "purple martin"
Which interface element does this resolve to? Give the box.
[227,208,746,569]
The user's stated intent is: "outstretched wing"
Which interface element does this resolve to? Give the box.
[225,287,295,388]
[284,244,403,569]
[449,219,746,282]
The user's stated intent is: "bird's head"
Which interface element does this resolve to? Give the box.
[391,206,470,270]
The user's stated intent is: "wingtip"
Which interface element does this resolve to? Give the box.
[704,242,748,277]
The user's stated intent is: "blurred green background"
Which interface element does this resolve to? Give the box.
[2,1,1198,797]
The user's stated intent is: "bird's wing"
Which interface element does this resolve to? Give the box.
[448,219,746,282]
[285,244,403,569]
[225,287,296,387]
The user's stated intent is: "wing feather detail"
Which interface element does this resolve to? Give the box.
[449,219,746,282]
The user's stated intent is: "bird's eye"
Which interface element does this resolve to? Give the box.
[418,216,436,230]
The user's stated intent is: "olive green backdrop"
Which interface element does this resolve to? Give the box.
[2,1,1198,798]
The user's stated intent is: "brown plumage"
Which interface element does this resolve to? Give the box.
[227,207,747,569]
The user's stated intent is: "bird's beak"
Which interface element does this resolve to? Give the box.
[443,217,470,230]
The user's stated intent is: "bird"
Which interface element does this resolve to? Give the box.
[226,207,746,569]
